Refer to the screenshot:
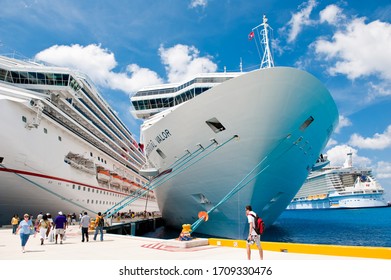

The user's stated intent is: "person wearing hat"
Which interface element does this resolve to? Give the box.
[53,211,67,244]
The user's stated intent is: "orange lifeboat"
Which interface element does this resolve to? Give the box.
[97,169,110,182]
[110,173,122,186]
[122,178,131,189]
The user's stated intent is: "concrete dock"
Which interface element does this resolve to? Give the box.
[1,225,390,279]
[1,224,390,260]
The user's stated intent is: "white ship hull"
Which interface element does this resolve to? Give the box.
[140,67,338,239]
[0,98,159,225]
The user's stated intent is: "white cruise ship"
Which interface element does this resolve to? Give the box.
[0,55,159,226]
[287,153,388,210]
[130,16,339,239]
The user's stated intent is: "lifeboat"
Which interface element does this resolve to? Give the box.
[97,169,110,182]
[130,181,140,192]
[122,178,131,189]
[110,173,122,186]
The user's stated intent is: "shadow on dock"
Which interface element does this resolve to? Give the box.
[105,217,164,236]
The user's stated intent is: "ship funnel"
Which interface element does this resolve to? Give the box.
[343,152,353,168]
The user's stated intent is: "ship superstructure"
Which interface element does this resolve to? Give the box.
[0,55,158,225]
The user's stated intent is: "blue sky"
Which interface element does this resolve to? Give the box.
[1,0,391,200]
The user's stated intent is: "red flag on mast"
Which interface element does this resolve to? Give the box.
[248,31,255,40]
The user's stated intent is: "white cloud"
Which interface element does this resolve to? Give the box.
[319,4,345,25]
[285,0,317,43]
[334,115,352,133]
[325,137,338,148]
[348,125,391,150]
[106,64,164,93]
[189,0,208,9]
[325,144,371,167]
[314,18,391,80]
[35,44,163,94]
[159,44,217,83]
[35,43,218,94]
[375,161,391,179]
[368,81,391,100]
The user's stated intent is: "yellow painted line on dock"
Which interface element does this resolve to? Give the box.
[208,238,391,259]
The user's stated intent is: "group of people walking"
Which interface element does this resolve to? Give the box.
[12,211,65,253]
[12,207,262,259]
[12,211,105,253]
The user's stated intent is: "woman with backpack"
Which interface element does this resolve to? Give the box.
[93,212,104,241]
[37,214,50,245]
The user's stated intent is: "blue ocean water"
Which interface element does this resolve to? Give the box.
[262,207,391,247]
[143,207,391,247]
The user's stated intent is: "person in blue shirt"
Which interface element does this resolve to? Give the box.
[16,213,35,253]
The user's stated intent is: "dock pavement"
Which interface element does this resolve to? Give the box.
[1,225,390,279]
[0,224,384,260]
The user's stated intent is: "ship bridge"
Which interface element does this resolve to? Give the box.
[131,72,243,119]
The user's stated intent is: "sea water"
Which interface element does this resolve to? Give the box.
[142,207,391,247]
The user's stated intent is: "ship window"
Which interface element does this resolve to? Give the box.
[156,148,166,159]
[87,199,89,204]
[44,128,48,134]
[78,186,80,190]
[90,152,93,157]
[299,116,314,131]
[83,187,86,191]
[58,136,62,141]
[22,116,27,123]
[88,188,90,192]
[0,69,7,81]
[206,117,226,133]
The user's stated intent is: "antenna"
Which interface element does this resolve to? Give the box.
[251,15,274,69]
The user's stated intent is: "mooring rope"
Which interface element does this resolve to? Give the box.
[189,132,300,233]
[104,135,239,218]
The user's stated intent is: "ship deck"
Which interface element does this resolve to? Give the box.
[1,225,389,278]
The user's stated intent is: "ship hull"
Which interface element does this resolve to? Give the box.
[0,98,159,226]
[141,67,338,239]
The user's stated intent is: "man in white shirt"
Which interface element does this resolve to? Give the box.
[79,212,90,242]
[245,205,263,260]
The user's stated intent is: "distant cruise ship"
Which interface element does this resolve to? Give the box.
[130,16,339,239]
[287,153,388,210]
[0,55,159,226]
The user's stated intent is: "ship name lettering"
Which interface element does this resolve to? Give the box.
[145,140,157,156]
[155,129,171,144]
